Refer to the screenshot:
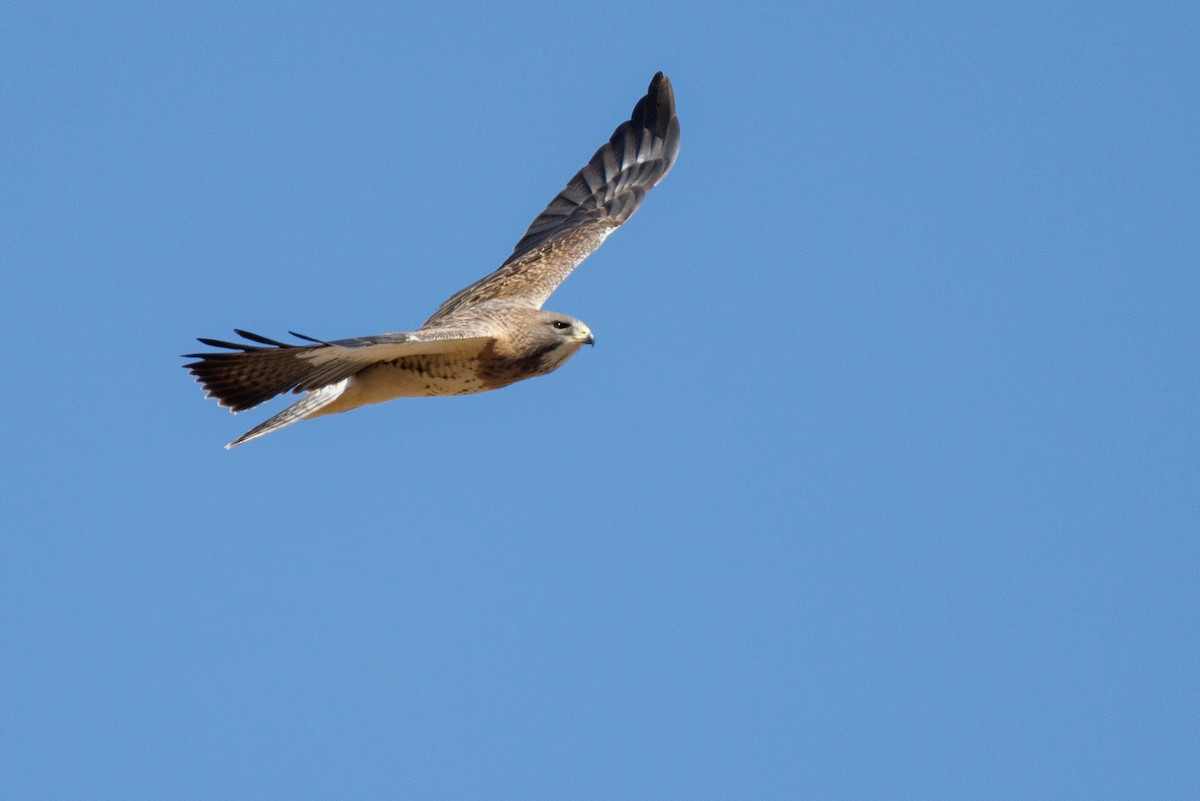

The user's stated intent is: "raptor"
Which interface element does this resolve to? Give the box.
[185,72,679,447]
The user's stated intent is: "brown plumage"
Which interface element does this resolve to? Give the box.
[184,72,679,448]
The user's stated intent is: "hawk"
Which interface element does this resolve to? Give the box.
[185,72,679,448]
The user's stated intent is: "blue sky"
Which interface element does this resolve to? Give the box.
[2,1,1197,798]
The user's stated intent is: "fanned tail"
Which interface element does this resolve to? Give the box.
[183,329,355,412]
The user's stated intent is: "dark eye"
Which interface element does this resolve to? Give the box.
[551,320,571,330]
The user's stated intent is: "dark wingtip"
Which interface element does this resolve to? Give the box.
[629,71,677,144]
[192,337,248,351]
[233,329,294,348]
[184,329,313,358]
[288,330,330,345]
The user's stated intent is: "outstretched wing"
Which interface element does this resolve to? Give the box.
[424,71,680,327]
[183,329,492,412]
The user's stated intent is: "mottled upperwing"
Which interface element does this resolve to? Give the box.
[423,71,680,327]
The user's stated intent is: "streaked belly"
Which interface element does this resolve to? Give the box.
[312,356,488,417]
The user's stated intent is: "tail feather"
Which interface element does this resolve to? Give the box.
[184,330,350,412]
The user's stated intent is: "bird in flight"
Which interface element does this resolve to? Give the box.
[185,72,679,448]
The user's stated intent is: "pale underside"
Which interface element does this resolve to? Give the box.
[314,351,493,416]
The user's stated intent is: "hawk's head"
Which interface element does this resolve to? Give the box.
[543,314,595,348]
[495,307,594,378]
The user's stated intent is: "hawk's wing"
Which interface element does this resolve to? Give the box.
[423,72,680,327]
[184,329,492,412]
